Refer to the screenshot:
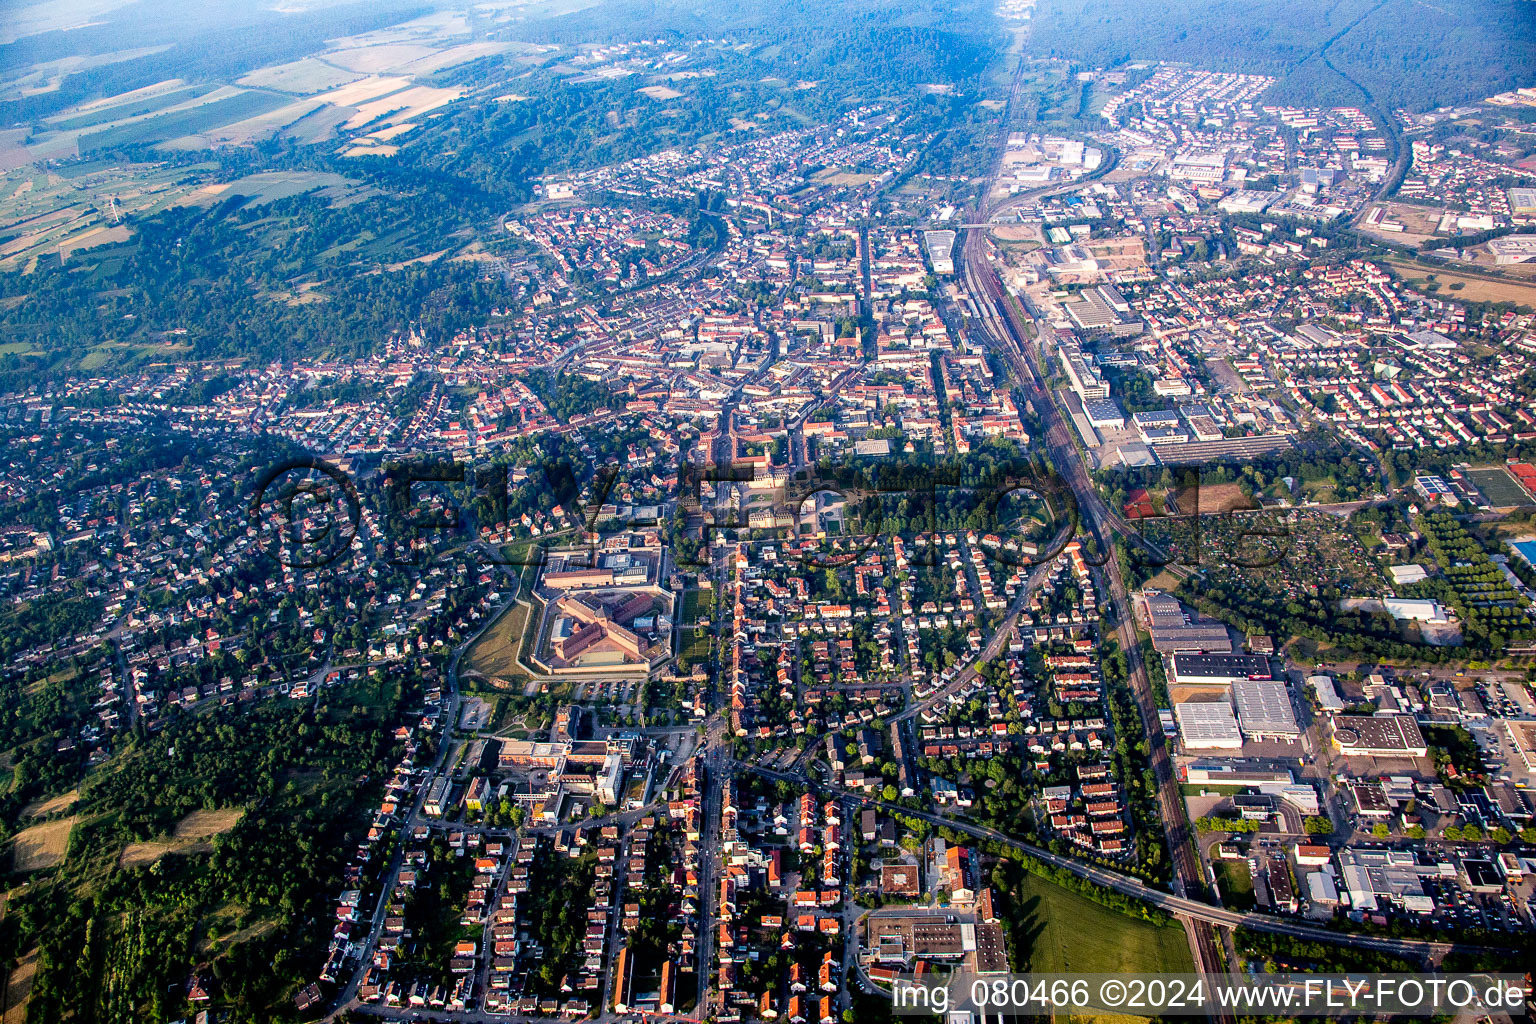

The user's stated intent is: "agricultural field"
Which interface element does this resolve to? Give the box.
[342,144,400,158]
[328,44,445,74]
[343,84,462,132]
[1385,257,1536,308]
[0,162,376,270]
[168,98,330,149]
[78,89,291,151]
[4,26,513,172]
[206,170,376,207]
[280,104,360,145]
[4,86,299,165]
[1,949,35,1024]
[1166,481,1257,515]
[18,789,78,820]
[119,807,243,868]
[236,58,366,95]
[44,82,210,131]
[10,816,76,872]
[639,85,685,101]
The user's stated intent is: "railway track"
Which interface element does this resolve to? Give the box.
[956,222,1232,1006]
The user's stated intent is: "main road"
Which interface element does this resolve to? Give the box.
[732,760,1504,964]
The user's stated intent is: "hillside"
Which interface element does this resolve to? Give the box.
[1031,0,1536,112]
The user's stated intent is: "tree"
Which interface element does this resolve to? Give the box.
[882,785,898,802]
[1371,823,1390,839]
[1303,816,1332,835]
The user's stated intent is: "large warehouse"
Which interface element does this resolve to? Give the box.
[1175,700,1243,750]
[1167,653,1272,686]
[1150,624,1234,654]
[1505,720,1536,772]
[1232,679,1300,739]
[1330,714,1428,758]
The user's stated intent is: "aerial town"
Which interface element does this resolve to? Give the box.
[0,4,1533,1022]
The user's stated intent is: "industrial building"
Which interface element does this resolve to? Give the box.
[1185,763,1292,786]
[923,230,956,275]
[1330,714,1428,758]
[1307,674,1345,711]
[1217,189,1281,214]
[1487,235,1536,265]
[1182,764,1320,814]
[1505,719,1536,772]
[1338,848,1446,913]
[1232,679,1300,739]
[1083,398,1126,429]
[1167,653,1272,686]
[1382,597,1450,624]
[1168,149,1227,184]
[1150,624,1234,654]
[1174,700,1242,750]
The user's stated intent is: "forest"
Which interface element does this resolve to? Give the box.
[391,6,998,199]
[0,676,409,1023]
[0,186,515,379]
[1030,0,1536,112]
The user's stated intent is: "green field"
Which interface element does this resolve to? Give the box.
[680,587,709,626]
[678,627,711,672]
[1005,872,1196,974]
[1212,859,1255,911]
[50,86,210,132]
[1466,466,1532,508]
[463,599,532,682]
[222,171,358,205]
[77,91,290,152]
[677,587,712,671]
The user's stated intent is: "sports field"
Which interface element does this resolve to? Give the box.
[1466,466,1532,507]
